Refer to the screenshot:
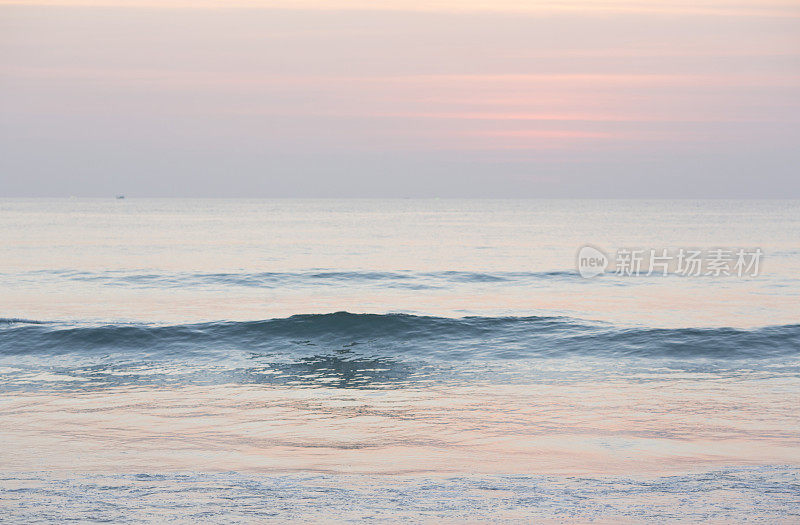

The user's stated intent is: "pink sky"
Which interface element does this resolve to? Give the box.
[1,0,799,196]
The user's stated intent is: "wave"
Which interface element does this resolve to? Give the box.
[18,269,580,289]
[1,312,798,361]
[0,318,49,325]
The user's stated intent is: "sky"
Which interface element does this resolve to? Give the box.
[1,0,799,197]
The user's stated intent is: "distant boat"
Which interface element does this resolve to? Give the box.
[116,195,125,199]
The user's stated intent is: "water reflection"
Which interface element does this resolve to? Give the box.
[246,351,421,389]
[0,352,430,391]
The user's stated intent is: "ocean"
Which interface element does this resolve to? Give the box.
[1,198,798,522]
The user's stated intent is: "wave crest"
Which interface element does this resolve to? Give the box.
[1,312,797,360]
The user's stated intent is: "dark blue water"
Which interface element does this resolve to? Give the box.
[2,313,798,391]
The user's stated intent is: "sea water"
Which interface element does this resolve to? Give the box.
[1,199,798,522]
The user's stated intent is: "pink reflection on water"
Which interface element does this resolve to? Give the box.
[2,379,797,475]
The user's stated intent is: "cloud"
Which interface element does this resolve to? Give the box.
[1,2,799,196]
[2,0,799,18]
